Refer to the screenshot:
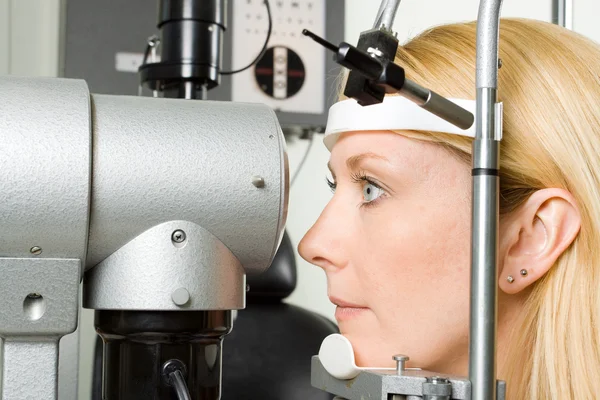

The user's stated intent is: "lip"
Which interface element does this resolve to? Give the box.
[330,296,369,321]
[335,306,368,321]
[329,296,366,309]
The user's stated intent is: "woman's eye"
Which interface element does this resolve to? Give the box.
[326,177,337,192]
[362,182,383,203]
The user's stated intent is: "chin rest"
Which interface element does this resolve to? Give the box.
[92,232,337,399]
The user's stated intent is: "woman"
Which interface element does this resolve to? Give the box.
[298,19,600,399]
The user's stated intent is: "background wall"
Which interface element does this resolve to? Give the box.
[0,0,595,398]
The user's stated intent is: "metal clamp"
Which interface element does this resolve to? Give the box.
[423,377,452,400]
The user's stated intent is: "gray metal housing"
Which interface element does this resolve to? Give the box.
[0,76,287,278]
[0,75,288,398]
[0,77,91,262]
[86,92,288,275]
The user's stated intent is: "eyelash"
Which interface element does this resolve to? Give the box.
[326,172,386,208]
[326,177,336,192]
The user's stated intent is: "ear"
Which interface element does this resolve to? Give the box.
[498,188,581,295]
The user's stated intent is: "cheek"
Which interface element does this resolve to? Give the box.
[356,188,472,314]
[347,192,472,368]
[361,195,471,286]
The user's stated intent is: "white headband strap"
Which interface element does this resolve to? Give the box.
[323,96,503,150]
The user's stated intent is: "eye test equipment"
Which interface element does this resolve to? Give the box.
[304,0,506,399]
[0,1,288,400]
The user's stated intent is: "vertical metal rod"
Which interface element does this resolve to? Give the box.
[554,0,573,30]
[182,81,196,100]
[470,1,503,400]
[373,0,401,31]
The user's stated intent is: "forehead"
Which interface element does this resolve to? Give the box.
[329,131,451,170]
[328,130,471,193]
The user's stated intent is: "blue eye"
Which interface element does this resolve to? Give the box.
[362,182,383,203]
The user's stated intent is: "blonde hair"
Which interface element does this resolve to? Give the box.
[343,19,600,398]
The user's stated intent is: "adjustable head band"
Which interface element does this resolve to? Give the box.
[323,96,503,151]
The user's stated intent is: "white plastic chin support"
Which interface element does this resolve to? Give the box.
[319,334,396,379]
[323,96,504,150]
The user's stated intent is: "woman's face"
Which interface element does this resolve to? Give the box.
[298,130,473,372]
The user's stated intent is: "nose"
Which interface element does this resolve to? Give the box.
[298,198,350,272]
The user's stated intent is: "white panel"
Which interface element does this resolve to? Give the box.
[0,0,9,75]
[573,0,600,43]
[10,0,61,76]
[115,51,162,73]
[231,0,326,114]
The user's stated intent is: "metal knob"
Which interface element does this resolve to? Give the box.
[423,376,452,400]
[393,354,409,375]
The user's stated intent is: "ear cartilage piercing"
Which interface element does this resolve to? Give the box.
[507,275,515,284]
[520,269,528,277]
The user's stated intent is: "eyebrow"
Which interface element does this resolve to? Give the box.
[327,152,389,177]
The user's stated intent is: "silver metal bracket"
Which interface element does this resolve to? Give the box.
[83,220,245,311]
[311,357,506,400]
[0,258,80,400]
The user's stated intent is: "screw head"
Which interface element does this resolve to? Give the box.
[171,230,186,243]
[393,354,410,362]
[252,176,265,188]
[30,246,42,255]
[498,58,503,68]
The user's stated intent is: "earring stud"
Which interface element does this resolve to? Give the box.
[520,269,528,277]
[507,275,515,284]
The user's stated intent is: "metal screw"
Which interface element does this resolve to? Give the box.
[171,288,190,306]
[252,176,265,188]
[393,354,410,375]
[171,230,186,243]
[498,58,503,69]
[30,246,42,255]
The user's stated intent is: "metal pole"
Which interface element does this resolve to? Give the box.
[554,0,573,30]
[373,0,401,31]
[470,1,503,400]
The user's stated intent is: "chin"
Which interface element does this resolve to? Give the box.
[352,343,396,368]
[340,328,397,369]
